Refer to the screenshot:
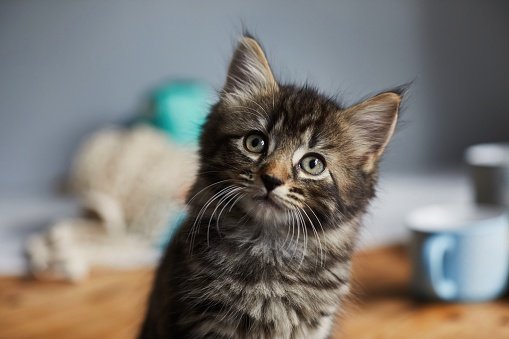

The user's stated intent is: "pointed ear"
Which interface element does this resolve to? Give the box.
[222,37,278,99]
[344,91,401,172]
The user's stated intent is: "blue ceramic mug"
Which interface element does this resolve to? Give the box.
[407,203,509,302]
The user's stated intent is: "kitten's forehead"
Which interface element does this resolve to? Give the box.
[268,118,313,154]
[265,87,339,151]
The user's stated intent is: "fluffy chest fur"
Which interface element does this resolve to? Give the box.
[169,215,357,339]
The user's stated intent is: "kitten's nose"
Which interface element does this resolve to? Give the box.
[261,174,283,192]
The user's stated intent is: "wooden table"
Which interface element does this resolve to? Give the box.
[1,246,508,339]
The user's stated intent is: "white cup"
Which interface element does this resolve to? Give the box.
[407,203,509,302]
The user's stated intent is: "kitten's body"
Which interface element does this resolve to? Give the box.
[140,37,402,339]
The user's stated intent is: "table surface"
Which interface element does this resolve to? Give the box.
[1,245,508,339]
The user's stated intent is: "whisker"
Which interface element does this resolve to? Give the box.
[185,179,233,207]
[205,186,239,246]
[228,193,246,213]
[188,185,236,250]
[300,206,324,268]
[291,210,301,259]
[296,208,307,267]
[208,187,242,227]
[185,180,235,248]
[302,201,325,234]
[288,210,297,255]
[213,189,244,234]
[281,210,291,250]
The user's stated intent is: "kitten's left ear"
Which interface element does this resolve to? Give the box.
[222,36,278,99]
[344,91,402,172]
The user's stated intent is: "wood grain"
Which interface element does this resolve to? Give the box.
[1,246,508,338]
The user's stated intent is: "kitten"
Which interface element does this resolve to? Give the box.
[139,36,403,339]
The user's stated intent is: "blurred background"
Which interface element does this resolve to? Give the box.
[1,0,508,268]
[0,1,508,338]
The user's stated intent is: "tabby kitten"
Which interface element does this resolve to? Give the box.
[140,36,402,339]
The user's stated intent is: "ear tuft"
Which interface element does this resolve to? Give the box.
[222,37,278,99]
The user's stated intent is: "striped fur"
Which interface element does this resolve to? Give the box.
[139,36,402,339]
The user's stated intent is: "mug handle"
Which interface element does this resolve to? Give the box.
[423,234,457,300]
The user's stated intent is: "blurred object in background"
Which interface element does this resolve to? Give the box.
[407,203,509,302]
[27,123,198,282]
[70,124,197,239]
[465,143,509,207]
[149,80,211,146]
[24,79,213,282]
[404,142,509,303]
[0,197,80,276]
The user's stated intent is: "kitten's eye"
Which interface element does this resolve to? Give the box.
[300,154,326,175]
[244,133,266,153]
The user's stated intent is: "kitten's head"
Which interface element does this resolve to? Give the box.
[198,36,401,233]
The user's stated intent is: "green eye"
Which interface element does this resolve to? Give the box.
[244,133,266,153]
[300,154,325,175]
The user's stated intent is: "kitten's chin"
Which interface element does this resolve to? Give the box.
[241,196,288,226]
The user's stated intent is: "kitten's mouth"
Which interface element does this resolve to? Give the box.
[244,193,289,224]
[252,194,283,210]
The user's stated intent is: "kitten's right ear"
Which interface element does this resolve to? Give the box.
[222,37,278,100]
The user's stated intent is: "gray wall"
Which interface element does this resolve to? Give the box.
[1,0,508,194]
[423,1,509,164]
